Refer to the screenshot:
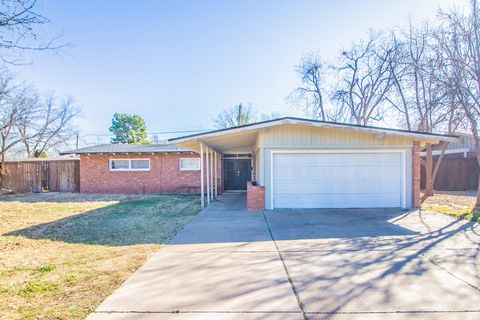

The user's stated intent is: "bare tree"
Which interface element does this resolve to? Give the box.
[382,19,465,197]
[438,0,480,205]
[213,103,256,129]
[288,54,329,120]
[385,33,412,129]
[333,33,395,125]
[0,74,30,179]
[259,112,281,121]
[0,0,67,63]
[398,22,453,196]
[17,94,79,157]
[0,71,79,190]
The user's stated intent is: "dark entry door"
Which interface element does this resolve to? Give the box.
[224,159,251,190]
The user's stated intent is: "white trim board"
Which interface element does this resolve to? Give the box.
[419,148,470,157]
[171,118,458,144]
[269,149,407,209]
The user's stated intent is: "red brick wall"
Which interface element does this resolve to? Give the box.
[247,181,265,210]
[412,141,421,208]
[80,153,212,194]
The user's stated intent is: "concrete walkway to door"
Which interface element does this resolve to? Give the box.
[88,194,480,320]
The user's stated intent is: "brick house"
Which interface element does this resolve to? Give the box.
[63,117,457,210]
[61,144,222,195]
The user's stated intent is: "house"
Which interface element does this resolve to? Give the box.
[170,117,456,210]
[63,117,457,210]
[420,133,479,191]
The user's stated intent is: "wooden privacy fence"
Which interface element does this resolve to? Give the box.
[1,159,80,193]
[421,155,479,191]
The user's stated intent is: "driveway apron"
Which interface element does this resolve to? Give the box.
[88,194,303,320]
[88,195,480,320]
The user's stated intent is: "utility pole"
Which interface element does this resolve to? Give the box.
[76,132,79,149]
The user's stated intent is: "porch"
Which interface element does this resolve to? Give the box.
[172,127,261,209]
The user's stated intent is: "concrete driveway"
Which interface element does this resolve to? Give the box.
[88,194,480,320]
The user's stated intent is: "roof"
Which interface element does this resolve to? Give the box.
[169,117,459,143]
[59,143,190,155]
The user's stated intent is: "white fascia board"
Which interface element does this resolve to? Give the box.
[171,118,458,144]
[420,148,470,156]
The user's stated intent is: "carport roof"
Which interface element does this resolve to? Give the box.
[169,117,459,144]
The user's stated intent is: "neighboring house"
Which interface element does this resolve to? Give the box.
[420,133,479,191]
[62,117,456,210]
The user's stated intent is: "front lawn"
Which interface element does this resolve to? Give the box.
[0,193,200,320]
[421,191,480,222]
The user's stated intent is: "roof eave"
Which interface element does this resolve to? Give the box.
[59,150,192,155]
[169,118,459,144]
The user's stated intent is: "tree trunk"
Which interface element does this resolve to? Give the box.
[476,151,480,207]
[431,142,449,194]
[424,143,434,197]
[0,151,5,191]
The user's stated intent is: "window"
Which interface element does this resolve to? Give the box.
[110,159,150,171]
[131,159,150,169]
[110,159,129,170]
[179,158,200,171]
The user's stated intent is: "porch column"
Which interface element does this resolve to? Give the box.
[200,143,204,208]
[413,141,421,208]
[206,146,210,204]
[210,149,214,199]
[214,152,218,197]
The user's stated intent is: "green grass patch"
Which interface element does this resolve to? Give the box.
[422,204,480,222]
[36,263,55,274]
[21,279,59,295]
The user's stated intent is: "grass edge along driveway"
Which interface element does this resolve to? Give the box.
[421,191,480,223]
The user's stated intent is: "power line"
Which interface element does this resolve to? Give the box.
[82,102,285,111]
[79,128,216,138]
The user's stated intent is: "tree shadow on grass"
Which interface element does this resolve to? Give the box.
[3,197,200,246]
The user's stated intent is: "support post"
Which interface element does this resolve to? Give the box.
[210,150,214,199]
[413,141,421,208]
[200,143,204,208]
[206,146,210,204]
[214,152,218,197]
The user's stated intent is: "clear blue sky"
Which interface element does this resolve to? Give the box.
[15,0,466,145]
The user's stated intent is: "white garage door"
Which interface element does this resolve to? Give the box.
[272,152,403,208]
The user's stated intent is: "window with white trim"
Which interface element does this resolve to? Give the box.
[179,158,200,171]
[109,159,150,171]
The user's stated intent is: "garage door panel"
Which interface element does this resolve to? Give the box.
[272,152,403,208]
[274,153,401,167]
[274,166,401,181]
[274,178,401,195]
[274,193,401,209]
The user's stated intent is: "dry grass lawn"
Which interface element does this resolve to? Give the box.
[0,193,201,320]
[421,191,480,222]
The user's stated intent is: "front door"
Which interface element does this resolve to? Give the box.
[224,159,251,190]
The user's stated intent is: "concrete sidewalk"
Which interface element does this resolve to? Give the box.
[88,194,480,320]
